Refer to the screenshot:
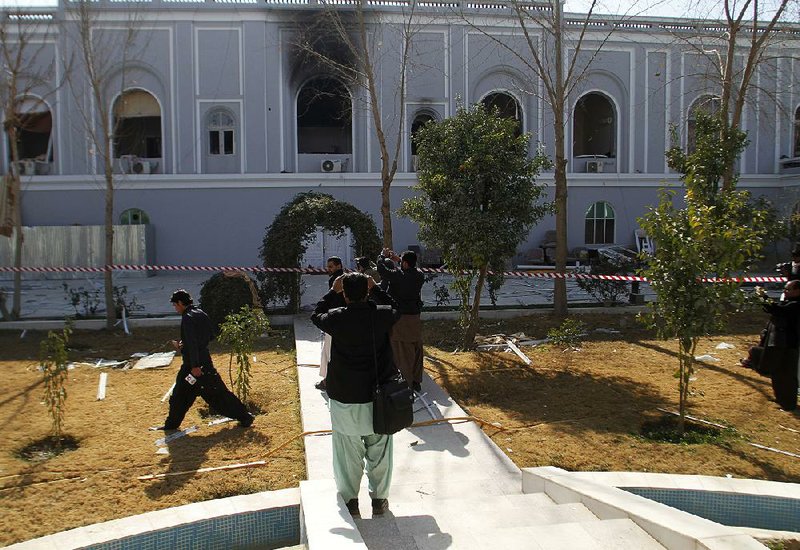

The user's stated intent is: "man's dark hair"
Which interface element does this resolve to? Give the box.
[400,250,417,268]
[170,289,193,306]
[342,272,368,302]
[355,256,371,271]
[327,256,343,267]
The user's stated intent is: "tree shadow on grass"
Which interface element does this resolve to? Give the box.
[629,338,776,402]
[144,426,269,498]
[426,351,665,438]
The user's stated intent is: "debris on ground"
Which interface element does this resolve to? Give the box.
[474,333,538,364]
[715,342,736,350]
[132,351,176,370]
[694,354,721,362]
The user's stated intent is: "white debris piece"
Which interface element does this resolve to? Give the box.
[505,339,532,366]
[133,351,176,370]
[88,359,128,369]
[155,425,198,446]
[208,417,234,427]
[161,382,176,403]
[694,354,720,362]
[715,342,735,350]
[97,372,108,400]
[130,352,149,358]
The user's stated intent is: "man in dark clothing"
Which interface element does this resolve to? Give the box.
[377,248,425,392]
[158,289,254,430]
[327,256,344,289]
[311,273,401,518]
[316,256,346,391]
[758,281,800,410]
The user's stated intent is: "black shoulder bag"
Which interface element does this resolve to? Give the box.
[371,308,414,435]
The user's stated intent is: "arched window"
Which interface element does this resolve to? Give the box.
[297,78,352,154]
[794,106,800,158]
[573,93,615,157]
[687,96,720,153]
[410,111,436,171]
[113,89,162,159]
[481,92,522,137]
[119,208,149,225]
[585,201,615,244]
[8,97,53,169]
[207,109,235,156]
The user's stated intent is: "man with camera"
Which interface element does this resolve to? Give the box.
[750,282,800,411]
[776,244,800,282]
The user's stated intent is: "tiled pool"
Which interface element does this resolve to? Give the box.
[81,505,300,550]
[625,488,800,533]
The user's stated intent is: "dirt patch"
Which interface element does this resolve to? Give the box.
[0,327,304,546]
[2,310,799,546]
[422,311,800,480]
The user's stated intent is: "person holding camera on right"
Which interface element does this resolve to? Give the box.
[776,244,800,282]
[749,281,800,411]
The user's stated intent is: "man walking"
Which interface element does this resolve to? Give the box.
[156,289,254,430]
[311,273,401,517]
[377,249,425,391]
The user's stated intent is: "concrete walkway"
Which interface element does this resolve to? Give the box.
[293,317,678,549]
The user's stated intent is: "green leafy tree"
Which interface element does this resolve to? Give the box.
[401,103,552,348]
[218,306,270,404]
[40,321,72,441]
[639,111,773,433]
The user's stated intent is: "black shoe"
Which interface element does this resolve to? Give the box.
[346,498,360,517]
[239,414,255,428]
[412,382,422,392]
[315,380,327,391]
[371,498,388,516]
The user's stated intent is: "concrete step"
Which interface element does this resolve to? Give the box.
[413,518,665,550]
[388,492,600,543]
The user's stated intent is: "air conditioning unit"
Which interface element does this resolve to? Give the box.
[586,160,604,173]
[14,160,35,176]
[131,159,151,175]
[321,159,343,173]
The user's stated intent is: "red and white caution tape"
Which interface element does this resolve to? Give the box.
[0,264,787,284]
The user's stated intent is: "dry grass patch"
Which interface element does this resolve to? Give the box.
[423,311,800,480]
[0,327,304,546]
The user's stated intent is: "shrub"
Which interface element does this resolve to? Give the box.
[40,320,72,440]
[547,318,587,349]
[218,306,270,403]
[575,254,633,305]
[200,272,261,330]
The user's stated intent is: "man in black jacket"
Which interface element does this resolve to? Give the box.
[157,289,254,430]
[377,249,425,391]
[759,281,800,410]
[311,273,401,518]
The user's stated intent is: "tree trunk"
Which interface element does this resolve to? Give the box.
[381,174,393,249]
[7,129,23,320]
[463,264,488,348]
[552,122,569,318]
[104,163,116,329]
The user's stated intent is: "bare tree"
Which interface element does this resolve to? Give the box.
[463,0,632,316]
[293,0,417,248]
[0,9,57,319]
[669,0,796,191]
[63,0,138,329]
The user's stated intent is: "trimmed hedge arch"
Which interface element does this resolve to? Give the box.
[258,192,382,311]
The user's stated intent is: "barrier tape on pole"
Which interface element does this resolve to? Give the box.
[0,264,788,283]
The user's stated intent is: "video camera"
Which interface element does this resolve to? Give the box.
[776,261,792,274]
